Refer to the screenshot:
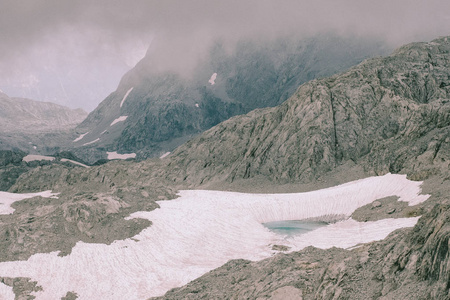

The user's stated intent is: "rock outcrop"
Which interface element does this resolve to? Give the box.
[166,37,450,186]
[73,35,389,162]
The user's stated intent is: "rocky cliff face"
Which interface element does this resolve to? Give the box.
[72,35,389,163]
[166,37,450,186]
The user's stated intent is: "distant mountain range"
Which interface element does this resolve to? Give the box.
[0,91,87,153]
[0,92,86,132]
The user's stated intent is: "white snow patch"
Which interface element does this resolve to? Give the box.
[0,190,58,215]
[159,152,170,159]
[100,130,107,135]
[73,132,89,142]
[107,151,136,160]
[208,73,217,85]
[22,155,55,162]
[0,174,429,299]
[120,87,134,108]
[60,159,89,168]
[195,103,199,108]
[0,282,14,300]
[33,146,37,149]
[110,116,128,126]
[82,138,100,146]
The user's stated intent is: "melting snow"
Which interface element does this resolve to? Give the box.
[0,282,14,299]
[0,190,58,215]
[195,103,199,108]
[0,174,429,299]
[82,138,100,146]
[73,132,89,142]
[22,155,55,162]
[160,152,170,159]
[107,151,136,160]
[100,130,107,135]
[110,116,128,126]
[33,146,37,149]
[208,73,217,85]
[120,87,134,108]
[60,159,89,168]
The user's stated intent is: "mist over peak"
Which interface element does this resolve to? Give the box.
[0,0,449,110]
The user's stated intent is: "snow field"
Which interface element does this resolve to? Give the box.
[0,173,429,299]
[0,191,58,215]
[0,282,14,300]
[106,151,136,160]
[22,155,55,162]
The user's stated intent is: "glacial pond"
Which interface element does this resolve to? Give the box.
[263,220,328,237]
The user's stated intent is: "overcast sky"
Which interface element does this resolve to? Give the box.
[0,0,449,111]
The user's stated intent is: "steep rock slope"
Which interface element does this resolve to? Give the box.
[167,37,450,186]
[73,35,389,162]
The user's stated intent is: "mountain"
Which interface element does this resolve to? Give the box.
[0,37,448,299]
[165,36,449,187]
[151,36,449,299]
[0,92,86,132]
[72,34,390,163]
[0,91,87,153]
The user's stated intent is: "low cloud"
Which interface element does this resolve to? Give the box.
[1,0,449,110]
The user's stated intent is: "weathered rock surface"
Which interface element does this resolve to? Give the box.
[147,37,450,300]
[1,159,177,262]
[166,37,450,187]
[73,35,388,162]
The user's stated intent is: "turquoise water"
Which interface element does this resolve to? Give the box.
[263,220,328,237]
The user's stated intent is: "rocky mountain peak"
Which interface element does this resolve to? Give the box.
[165,36,450,186]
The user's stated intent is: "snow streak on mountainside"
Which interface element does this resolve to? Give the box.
[120,87,134,108]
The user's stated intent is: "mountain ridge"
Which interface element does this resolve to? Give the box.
[164,36,450,187]
[71,34,390,162]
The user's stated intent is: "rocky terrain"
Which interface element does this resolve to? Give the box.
[0,37,448,299]
[150,36,450,299]
[166,37,450,187]
[72,34,389,163]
